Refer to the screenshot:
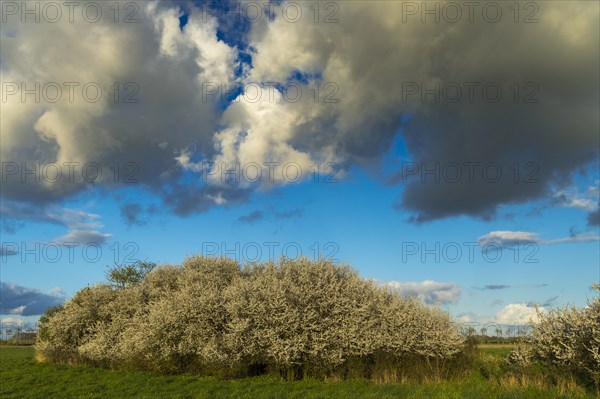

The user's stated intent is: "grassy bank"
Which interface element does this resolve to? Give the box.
[0,347,595,399]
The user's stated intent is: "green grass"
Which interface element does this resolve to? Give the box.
[0,347,595,399]
[478,345,515,358]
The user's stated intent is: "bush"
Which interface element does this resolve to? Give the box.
[507,284,600,388]
[36,256,466,381]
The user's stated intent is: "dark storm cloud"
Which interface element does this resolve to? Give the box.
[2,1,598,223]
[0,282,65,316]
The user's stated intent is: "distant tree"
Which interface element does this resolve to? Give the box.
[106,261,156,288]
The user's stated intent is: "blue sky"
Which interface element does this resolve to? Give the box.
[1,1,599,329]
[2,155,598,326]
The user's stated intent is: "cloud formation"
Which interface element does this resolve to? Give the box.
[384,280,461,305]
[478,230,599,248]
[0,282,65,316]
[0,203,110,245]
[1,1,238,215]
[2,1,598,223]
[494,303,546,325]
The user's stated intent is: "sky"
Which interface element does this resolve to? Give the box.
[1,0,599,331]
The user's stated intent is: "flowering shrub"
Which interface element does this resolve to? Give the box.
[507,284,600,388]
[37,257,466,380]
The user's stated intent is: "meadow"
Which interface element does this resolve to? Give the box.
[1,346,595,399]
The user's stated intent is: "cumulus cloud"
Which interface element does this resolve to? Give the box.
[2,1,598,223]
[238,1,598,221]
[1,1,238,213]
[494,303,546,325]
[0,282,65,316]
[384,280,461,305]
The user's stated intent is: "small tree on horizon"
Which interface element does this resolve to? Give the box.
[106,260,156,288]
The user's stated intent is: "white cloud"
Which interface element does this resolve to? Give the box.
[455,312,485,324]
[478,231,539,247]
[494,303,546,325]
[383,280,461,305]
[553,181,600,212]
[478,230,599,247]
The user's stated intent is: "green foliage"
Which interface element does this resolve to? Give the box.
[106,261,157,288]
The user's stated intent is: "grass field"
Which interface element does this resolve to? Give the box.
[0,346,595,399]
